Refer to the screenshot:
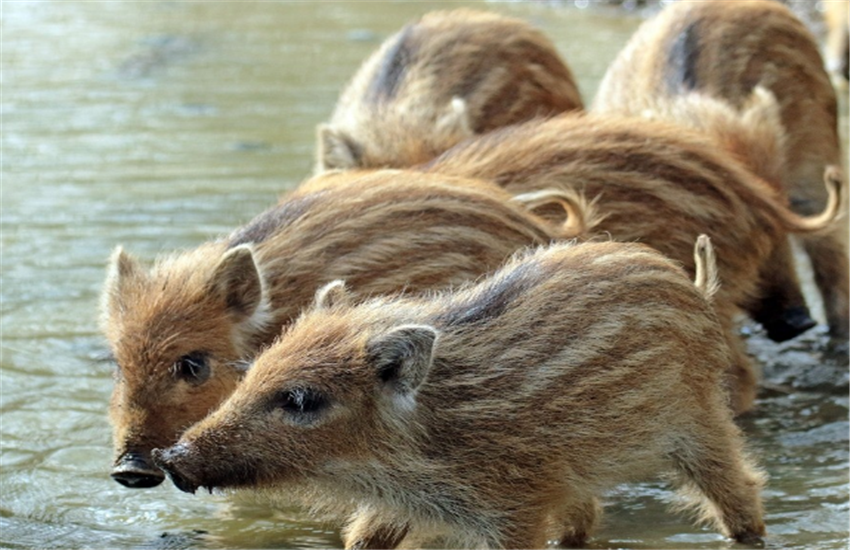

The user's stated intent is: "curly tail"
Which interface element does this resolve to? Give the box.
[511,188,603,239]
[777,165,844,234]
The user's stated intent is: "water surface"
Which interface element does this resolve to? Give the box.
[2,1,847,549]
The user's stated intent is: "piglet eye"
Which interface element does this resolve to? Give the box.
[173,352,210,385]
[275,388,328,416]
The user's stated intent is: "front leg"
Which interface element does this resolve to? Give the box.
[343,506,409,550]
[553,496,601,548]
[499,509,551,550]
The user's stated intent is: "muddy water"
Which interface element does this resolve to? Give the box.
[1,1,847,549]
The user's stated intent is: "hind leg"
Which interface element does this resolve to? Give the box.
[788,163,849,347]
[716,311,758,415]
[802,231,849,346]
[670,406,766,543]
[752,238,816,342]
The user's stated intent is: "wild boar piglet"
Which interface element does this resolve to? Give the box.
[101,169,587,490]
[423,112,842,413]
[593,0,849,345]
[317,8,582,172]
[154,239,766,549]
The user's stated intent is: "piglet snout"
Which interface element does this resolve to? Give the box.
[111,451,165,489]
[151,444,201,494]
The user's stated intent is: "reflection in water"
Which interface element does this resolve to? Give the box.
[2,1,847,549]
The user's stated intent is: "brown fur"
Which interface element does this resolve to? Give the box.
[421,113,841,414]
[316,8,583,172]
[593,0,849,343]
[100,170,586,487]
[153,240,766,548]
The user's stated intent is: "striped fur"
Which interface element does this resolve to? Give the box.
[316,9,582,172]
[422,112,841,413]
[154,241,766,549]
[593,0,849,344]
[100,170,585,488]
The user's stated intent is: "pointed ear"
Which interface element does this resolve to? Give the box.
[107,246,141,285]
[367,325,439,396]
[313,280,350,310]
[316,124,361,171]
[208,245,265,322]
[102,246,142,317]
[436,97,473,137]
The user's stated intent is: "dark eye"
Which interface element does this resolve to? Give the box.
[173,352,210,385]
[274,388,328,416]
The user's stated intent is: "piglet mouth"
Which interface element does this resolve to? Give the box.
[151,445,203,494]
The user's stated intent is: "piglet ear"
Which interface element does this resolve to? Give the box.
[368,325,439,395]
[102,246,143,318]
[316,124,361,172]
[208,245,264,322]
[313,280,350,310]
[106,246,141,286]
[436,97,473,137]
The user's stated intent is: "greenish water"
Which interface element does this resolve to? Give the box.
[1,1,847,549]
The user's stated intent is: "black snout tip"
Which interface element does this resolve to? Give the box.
[111,452,165,488]
[151,446,200,494]
[111,469,165,488]
[763,306,816,342]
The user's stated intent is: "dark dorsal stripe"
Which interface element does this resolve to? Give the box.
[366,24,415,103]
[227,193,323,248]
[666,21,701,92]
[437,257,543,328]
